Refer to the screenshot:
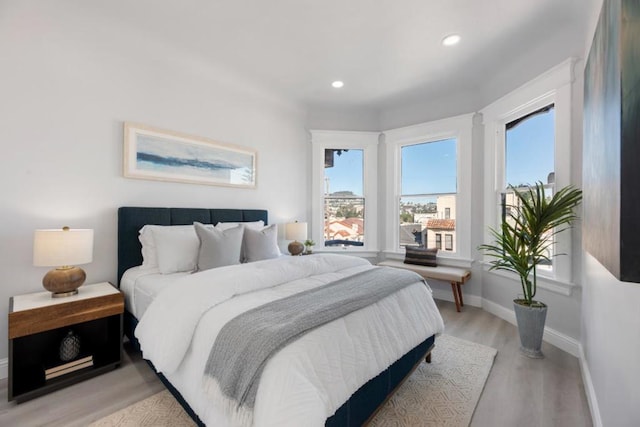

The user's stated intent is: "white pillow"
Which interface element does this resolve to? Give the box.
[142,224,213,274]
[138,225,158,270]
[215,220,264,231]
[194,222,244,271]
[243,224,281,263]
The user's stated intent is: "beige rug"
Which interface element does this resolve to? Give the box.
[90,335,496,427]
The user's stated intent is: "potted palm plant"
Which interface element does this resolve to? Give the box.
[479,182,582,358]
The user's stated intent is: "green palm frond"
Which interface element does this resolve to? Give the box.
[479,182,582,305]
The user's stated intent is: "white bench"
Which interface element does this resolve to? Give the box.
[378,260,471,312]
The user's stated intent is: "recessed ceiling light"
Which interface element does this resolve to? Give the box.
[332,81,344,88]
[442,34,461,46]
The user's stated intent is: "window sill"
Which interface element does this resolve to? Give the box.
[381,250,474,269]
[481,262,577,296]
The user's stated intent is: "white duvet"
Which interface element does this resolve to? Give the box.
[135,254,445,427]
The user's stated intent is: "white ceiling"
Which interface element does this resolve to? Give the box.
[80,0,595,122]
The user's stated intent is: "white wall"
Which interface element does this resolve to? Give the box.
[579,0,640,425]
[582,254,640,426]
[306,107,380,132]
[0,3,308,362]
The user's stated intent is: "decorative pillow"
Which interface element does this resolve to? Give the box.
[194,222,244,271]
[147,224,213,274]
[243,224,281,263]
[404,246,438,267]
[216,221,266,261]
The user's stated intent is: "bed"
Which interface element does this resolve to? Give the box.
[117,207,444,426]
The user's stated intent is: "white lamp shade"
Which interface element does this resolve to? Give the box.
[33,228,94,267]
[285,222,307,242]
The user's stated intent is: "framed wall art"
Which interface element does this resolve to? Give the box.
[123,122,256,188]
[583,0,640,282]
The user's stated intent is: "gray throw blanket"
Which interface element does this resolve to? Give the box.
[202,266,425,425]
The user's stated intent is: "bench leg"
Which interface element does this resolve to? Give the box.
[457,283,464,307]
[451,281,461,312]
[425,352,432,364]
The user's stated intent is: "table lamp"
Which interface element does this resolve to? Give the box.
[285,222,307,256]
[33,227,94,298]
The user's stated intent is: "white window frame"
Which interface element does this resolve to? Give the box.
[310,130,379,253]
[481,58,576,284]
[383,114,473,262]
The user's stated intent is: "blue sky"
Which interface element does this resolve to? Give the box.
[325,107,555,195]
[324,149,364,195]
[506,108,555,187]
[402,139,456,194]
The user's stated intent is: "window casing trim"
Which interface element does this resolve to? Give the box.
[383,113,474,259]
[481,58,577,283]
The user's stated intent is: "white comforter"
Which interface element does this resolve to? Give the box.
[135,254,444,427]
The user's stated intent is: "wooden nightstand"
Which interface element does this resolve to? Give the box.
[8,282,124,403]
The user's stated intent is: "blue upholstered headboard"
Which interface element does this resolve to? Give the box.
[117,207,268,286]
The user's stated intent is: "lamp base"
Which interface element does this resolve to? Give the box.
[43,266,86,298]
[52,289,79,298]
[288,241,304,256]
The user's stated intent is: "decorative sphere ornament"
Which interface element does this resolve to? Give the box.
[59,330,81,362]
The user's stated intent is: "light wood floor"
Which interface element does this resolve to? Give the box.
[0,300,592,426]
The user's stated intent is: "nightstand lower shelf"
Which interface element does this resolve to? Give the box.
[11,361,121,403]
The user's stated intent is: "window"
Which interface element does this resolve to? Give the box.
[399,139,457,252]
[445,234,453,251]
[482,58,575,284]
[310,131,378,252]
[435,233,442,249]
[383,114,473,260]
[503,105,555,270]
[323,149,365,247]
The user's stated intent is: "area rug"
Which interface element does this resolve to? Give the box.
[90,334,497,427]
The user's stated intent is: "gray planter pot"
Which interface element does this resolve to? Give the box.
[513,300,547,358]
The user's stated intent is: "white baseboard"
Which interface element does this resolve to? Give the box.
[481,299,580,357]
[578,344,603,427]
[432,288,483,308]
[0,357,7,380]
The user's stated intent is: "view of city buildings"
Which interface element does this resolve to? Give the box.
[399,194,456,252]
[323,193,364,246]
[322,145,459,250]
[322,193,457,251]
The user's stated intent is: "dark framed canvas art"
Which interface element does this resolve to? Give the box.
[583,0,640,282]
